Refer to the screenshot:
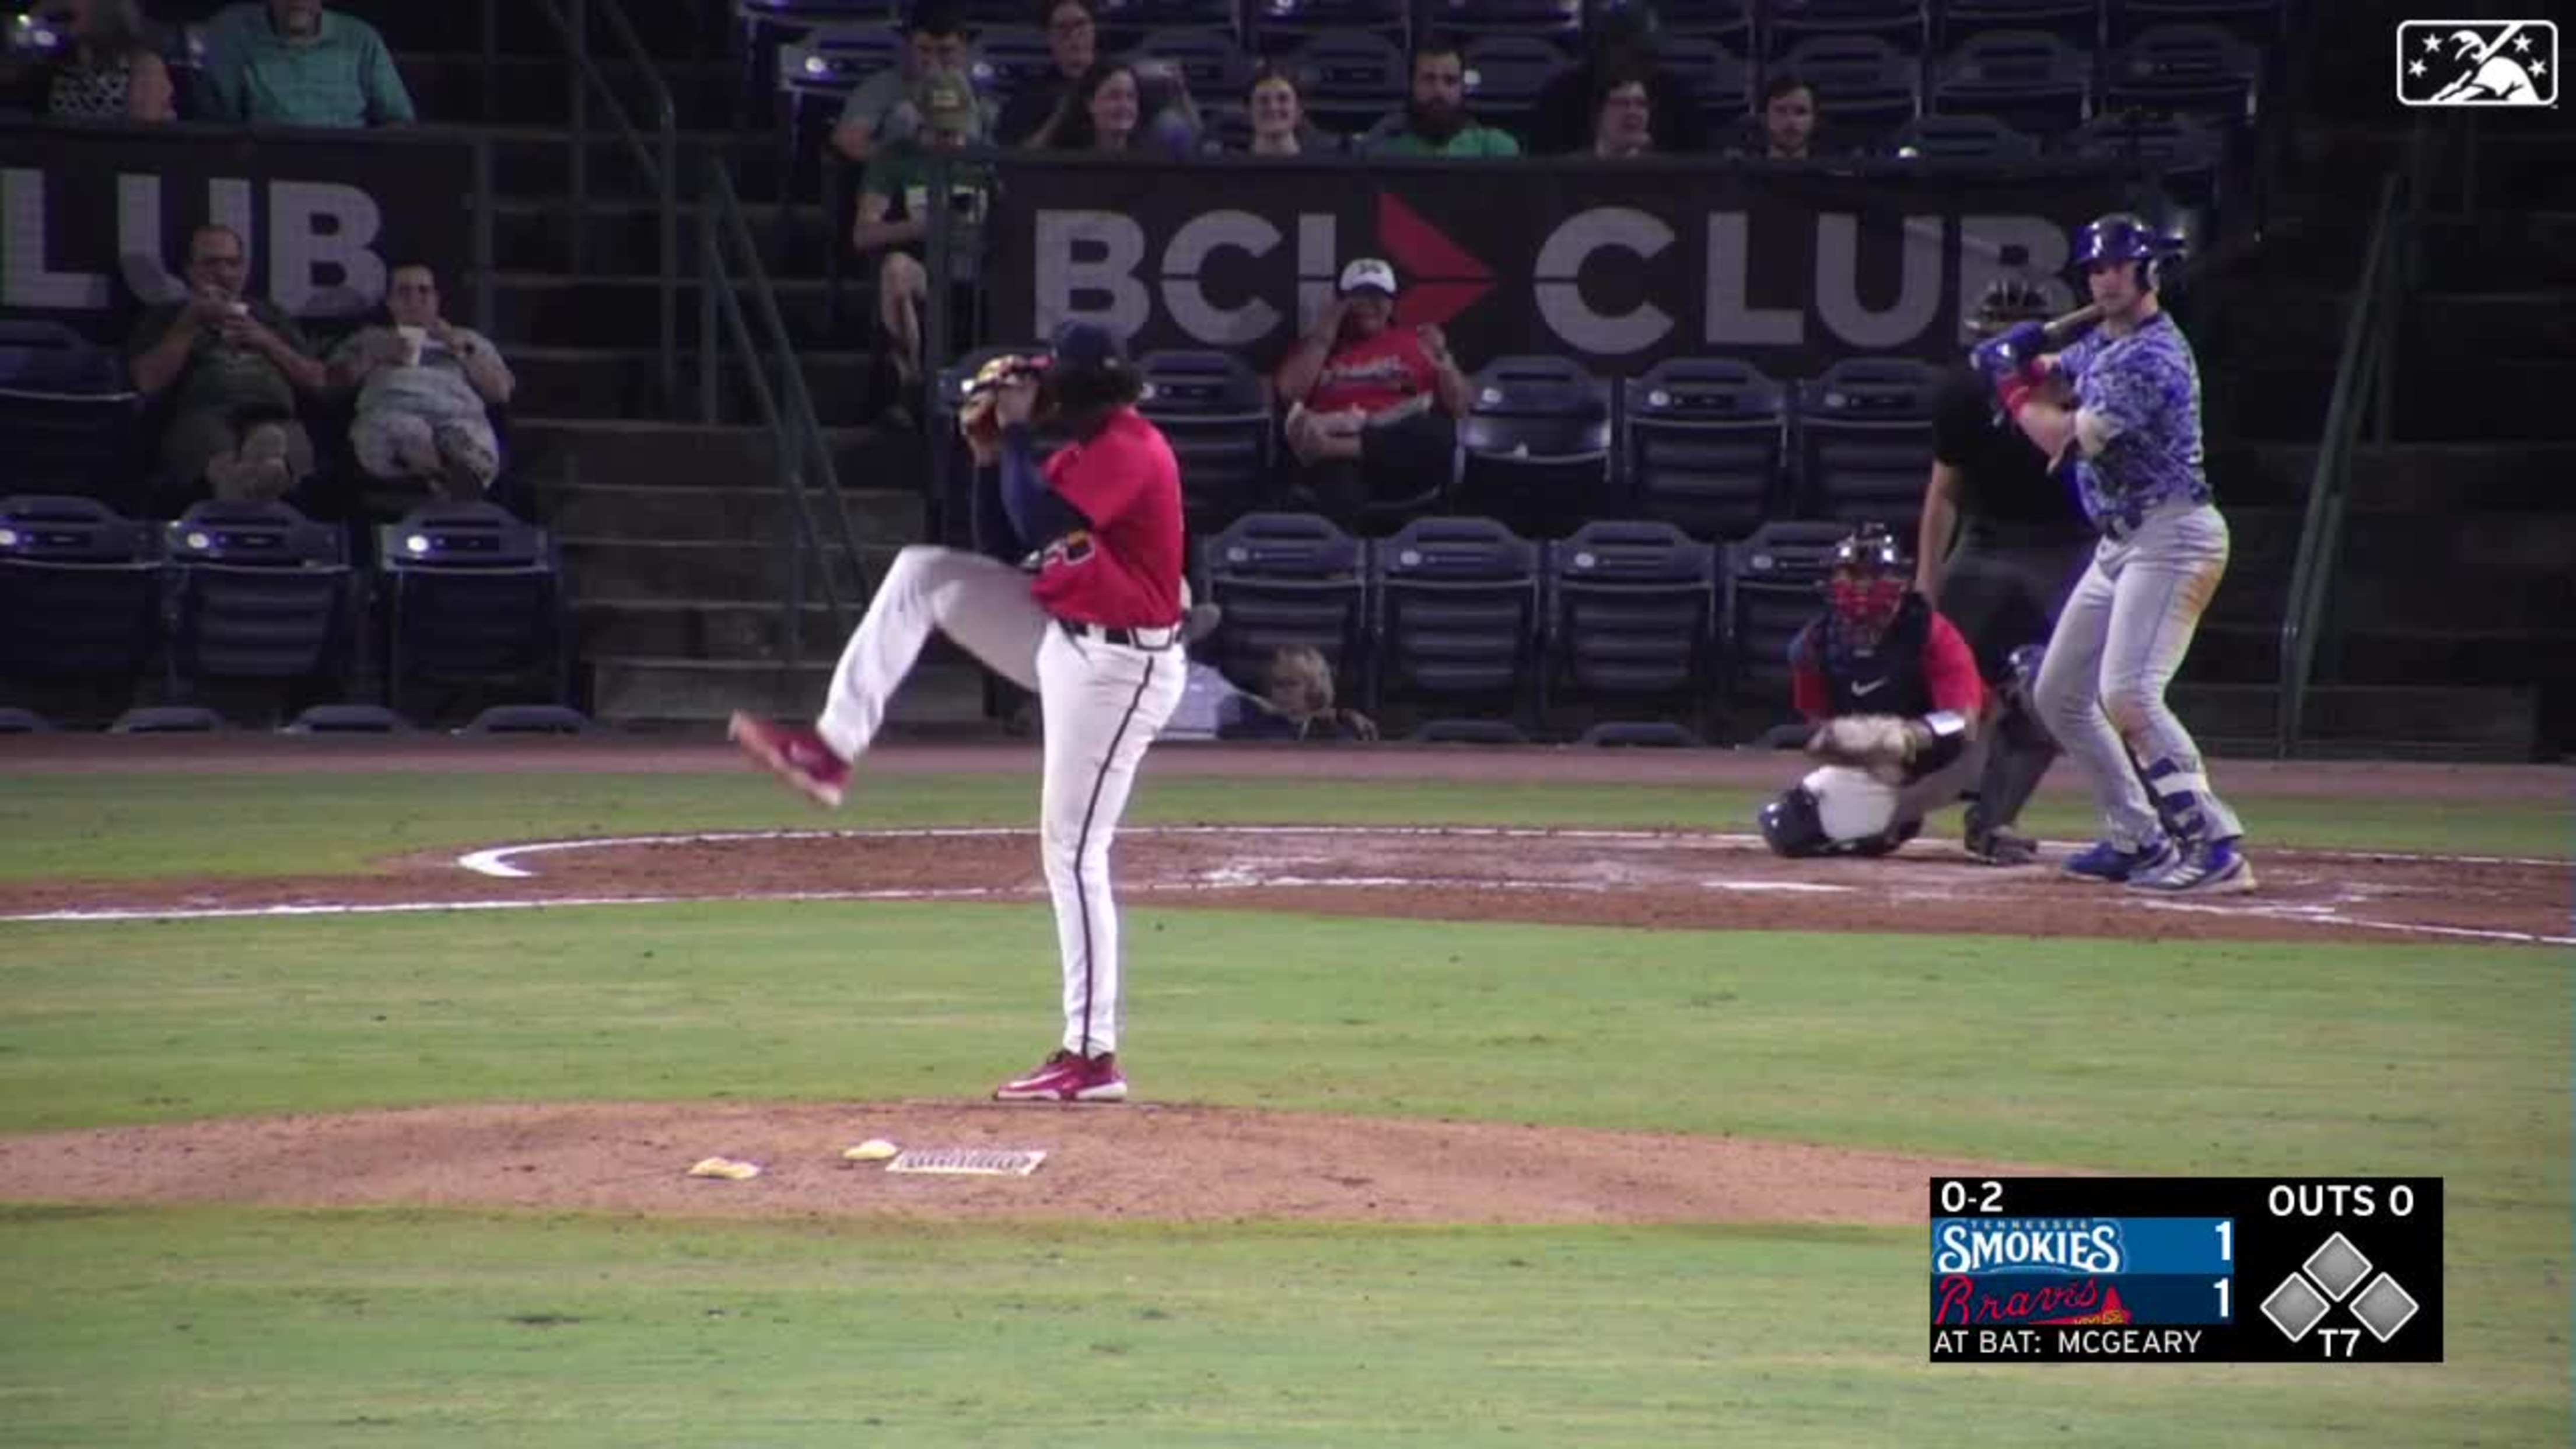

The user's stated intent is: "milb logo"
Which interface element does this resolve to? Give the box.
[2396,20,2557,106]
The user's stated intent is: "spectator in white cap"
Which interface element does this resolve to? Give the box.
[1270,258,1472,530]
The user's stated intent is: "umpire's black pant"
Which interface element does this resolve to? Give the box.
[1937,519,2095,832]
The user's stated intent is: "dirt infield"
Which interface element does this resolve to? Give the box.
[5,738,2566,1227]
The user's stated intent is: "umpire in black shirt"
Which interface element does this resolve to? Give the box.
[1917,276,2096,865]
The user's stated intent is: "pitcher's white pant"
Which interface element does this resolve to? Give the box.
[815,545,1186,1057]
[2032,504,2242,849]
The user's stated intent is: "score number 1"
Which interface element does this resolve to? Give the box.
[2215,1219,2232,1320]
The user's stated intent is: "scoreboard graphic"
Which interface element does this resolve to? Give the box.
[1928,1178,2442,1363]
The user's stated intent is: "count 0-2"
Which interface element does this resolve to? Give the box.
[1937,1180,2004,1213]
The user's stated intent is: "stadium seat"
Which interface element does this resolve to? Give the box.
[1135,26,1256,97]
[1138,349,1275,535]
[1278,30,1408,130]
[734,0,890,121]
[1454,355,1615,541]
[1200,511,1373,705]
[1461,34,1576,133]
[0,320,144,505]
[1431,0,1583,48]
[1369,515,1540,720]
[2108,0,2280,47]
[1720,519,1845,720]
[969,25,1060,103]
[461,704,598,735]
[162,499,356,709]
[1409,718,1531,744]
[1935,0,2103,52]
[1250,0,1408,57]
[1620,357,1788,541]
[374,502,573,723]
[0,706,58,733]
[1576,719,1703,747]
[1097,0,1245,43]
[0,495,163,700]
[1543,519,1717,727]
[1793,357,1941,533]
[1628,0,1751,49]
[110,705,227,733]
[1658,35,1754,126]
[284,703,411,734]
[2103,23,2259,127]
[1765,0,1927,58]
[1884,110,2043,160]
[1772,33,1922,132]
[1930,29,2092,136]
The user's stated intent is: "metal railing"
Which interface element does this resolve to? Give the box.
[513,0,679,410]
[2273,123,2433,758]
[699,163,874,668]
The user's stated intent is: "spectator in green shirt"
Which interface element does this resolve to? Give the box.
[200,0,415,128]
[1364,37,1520,158]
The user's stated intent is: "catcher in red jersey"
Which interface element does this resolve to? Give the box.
[729,320,1188,1105]
[1758,523,1995,858]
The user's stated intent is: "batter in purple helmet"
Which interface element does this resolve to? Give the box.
[1971,213,2253,894]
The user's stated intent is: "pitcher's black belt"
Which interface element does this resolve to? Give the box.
[1059,618,1180,649]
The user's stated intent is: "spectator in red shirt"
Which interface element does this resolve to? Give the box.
[1759,524,1994,859]
[1270,257,1473,529]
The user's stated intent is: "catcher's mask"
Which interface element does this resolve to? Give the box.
[1827,523,1908,646]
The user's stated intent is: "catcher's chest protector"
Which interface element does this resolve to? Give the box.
[1821,597,1936,718]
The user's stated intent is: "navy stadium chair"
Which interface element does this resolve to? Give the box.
[1461,34,1576,132]
[284,703,411,734]
[1793,358,1943,533]
[1200,511,1373,705]
[1884,110,2043,160]
[1280,31,1408,131]
[1620,357,1788,541]
[1097,0,1244,42]
[0,321,144,505]
[162,499,356,709]
[111,705,227,733]
[1720,519,1845,720]
[2108,0,2280,47]
[1772,33,1922,131]
[1432,0,1583,48]
[1454,355,1615,541]
[1408,718,1531,744]
[1248,0,1408,57]
[1369,515,1541,720]
[969,25,1062,103]
[1934,0,2103,51]
[1764,0,1927,58]
[734,0,891,121]
[2103,23,2259,127]
[1543,519,1717,728]
[374,503,573,723]
[1137,349,1275,536]
[0,495,163,696]
[1658,35,1754,126]
[461,704,598,735]
[1135,26,1256,97]
[0,707,58,733]
[1622,0,1751,48]
[1930,29,2092,136]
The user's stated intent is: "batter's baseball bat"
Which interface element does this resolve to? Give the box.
[2041,301,2106,341]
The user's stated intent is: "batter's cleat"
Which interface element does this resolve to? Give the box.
[2062,835,2178,883]
[2129,837,2256,895]
[727,712,849,808]
[1966,825,2041,867]
[994,1050,1128,1103]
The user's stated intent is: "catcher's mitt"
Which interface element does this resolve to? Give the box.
[1805,713,1929,786]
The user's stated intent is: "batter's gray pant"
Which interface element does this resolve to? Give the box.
[2033,503,2243,849]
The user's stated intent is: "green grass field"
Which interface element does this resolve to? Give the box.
[0,766,2567,1446]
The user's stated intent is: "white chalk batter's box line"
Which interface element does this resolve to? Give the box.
[5,827,2567,947]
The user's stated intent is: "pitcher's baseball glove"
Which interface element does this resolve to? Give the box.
[1805,714,1928,786]
[958,352,1049,448]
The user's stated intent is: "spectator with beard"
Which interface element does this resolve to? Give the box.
[1525,5,1703,156]
[1363,37,1520,158]
[1726,71,1822,160]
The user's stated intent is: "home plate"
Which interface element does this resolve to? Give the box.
[886,1147,1049,1176]
[1703,880,1857,893]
